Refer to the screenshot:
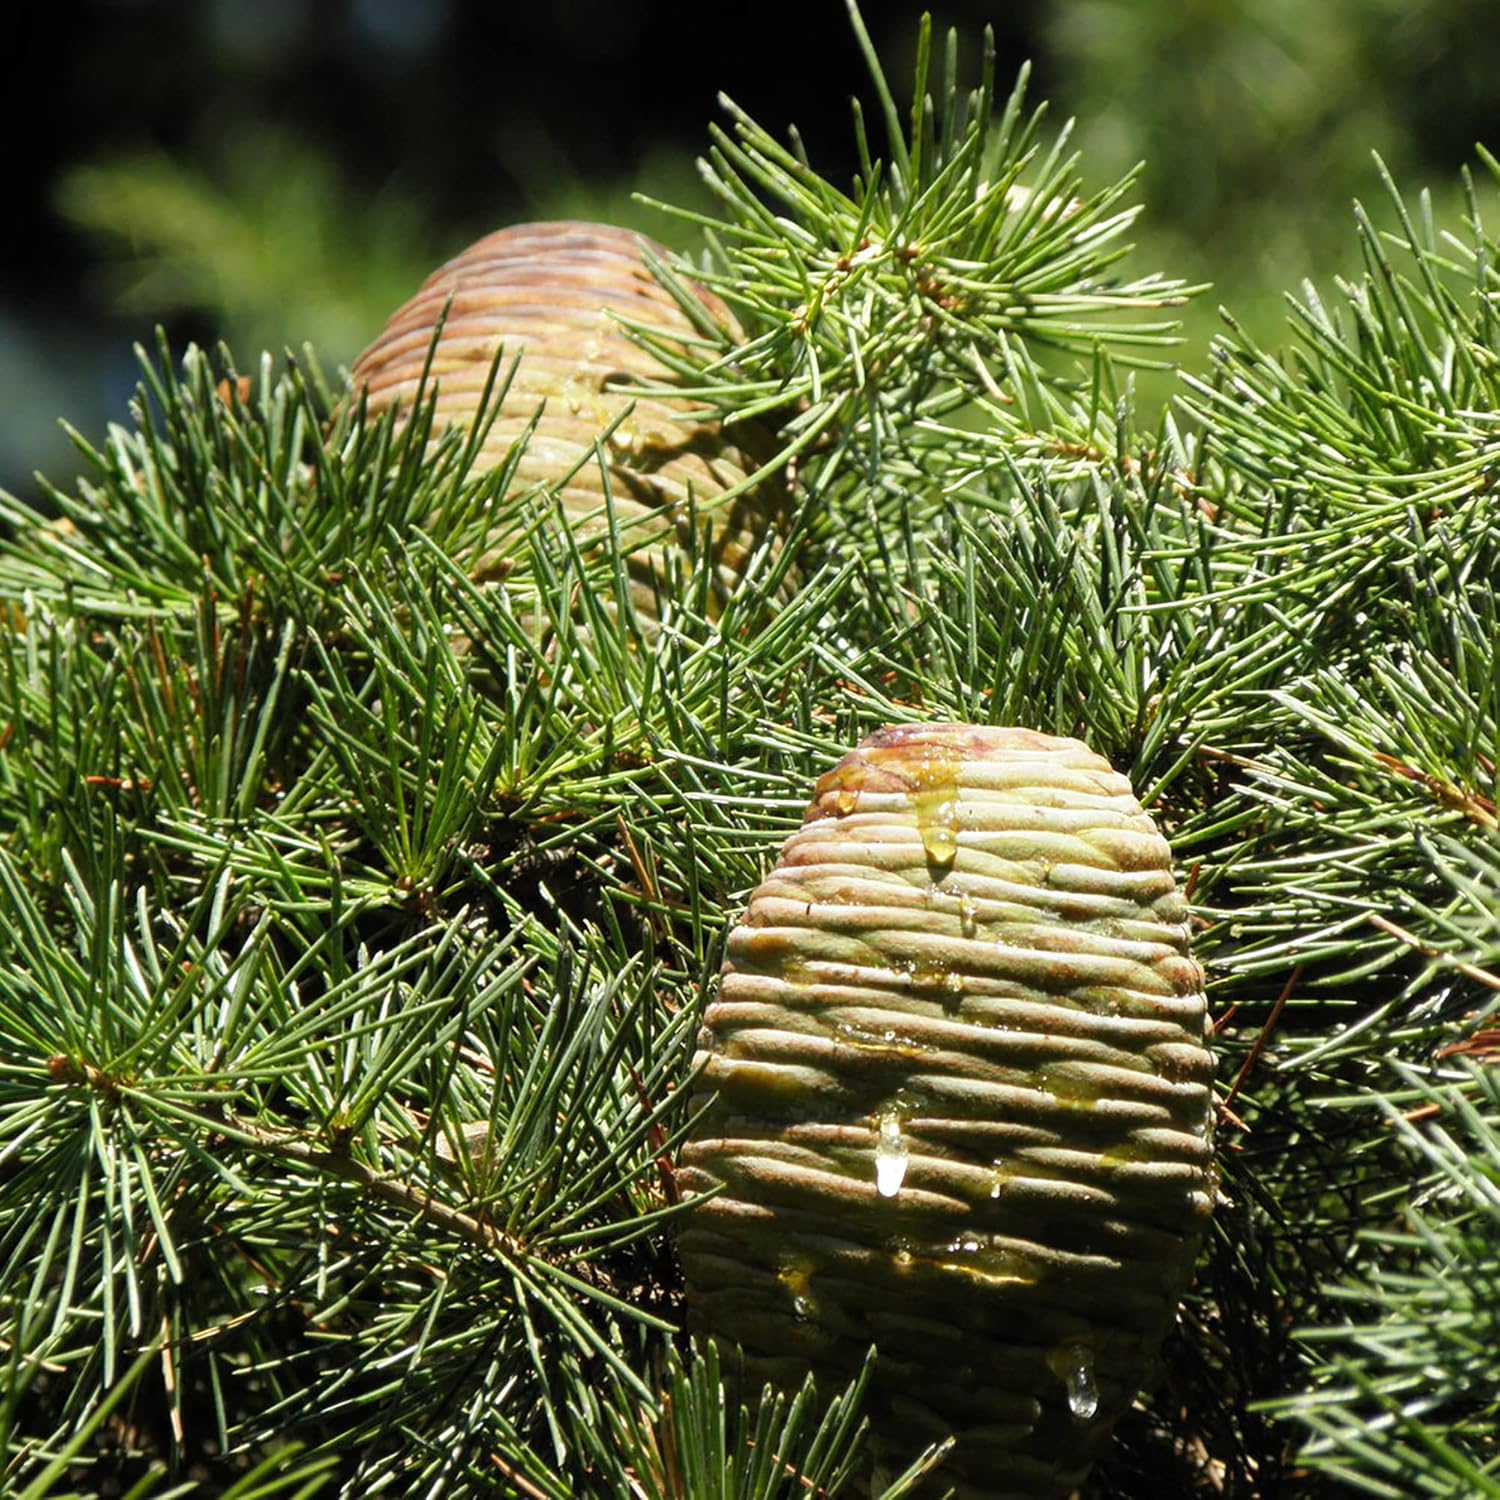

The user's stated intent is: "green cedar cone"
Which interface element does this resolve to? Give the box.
[351,219,784,617]
[679,723,1215,1499]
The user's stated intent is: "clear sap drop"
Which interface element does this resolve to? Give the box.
[1064,1343,1099,1421]
[835,787,859,816]
[874,1113,910,1197]
[911,965,964,1001]
[909,745,961,874]
[778,1255,817,1321]
[987,1158,1008,1198]
[958,892,978,938]
[920,819,959,867]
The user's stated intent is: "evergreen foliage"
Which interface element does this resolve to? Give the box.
[2,8,1497,1496]
[54,126,447,371]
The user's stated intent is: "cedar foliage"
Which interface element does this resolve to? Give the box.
[1,9,1497,1497]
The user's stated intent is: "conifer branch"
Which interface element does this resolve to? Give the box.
[2,13,1499,1497]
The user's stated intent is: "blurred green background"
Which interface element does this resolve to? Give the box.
[7,0,1500,501]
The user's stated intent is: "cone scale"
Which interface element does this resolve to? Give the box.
[679,724,1215,1498]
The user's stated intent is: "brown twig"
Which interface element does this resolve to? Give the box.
[1435,1027,1500,1062]
[1210,1001,1241,1036]
[625,1063,680,1206]
[1401,1025,1500,1119]
[1223,965,1301,1113]
[488,1451,553,1500]
[1371,751,1498,830]
[1197,745,1272,774]
[159,1312,184,1447]
[615,811,692,931]
[739,1440,843,1498]
[1402,1102,1444,1124]
[215,1111,531,1263]
[617,813,661,908]
[1369,913,1500,992]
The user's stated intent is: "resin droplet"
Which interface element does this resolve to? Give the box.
[958,891,978,938]
[778,1256,819,1322]
[1064,1343,1099,1421]
[874,1113,909,1197]
[836,787,859,816]
[908,743,961,871]
[911,964,963,1000]
[920,818,959,868]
